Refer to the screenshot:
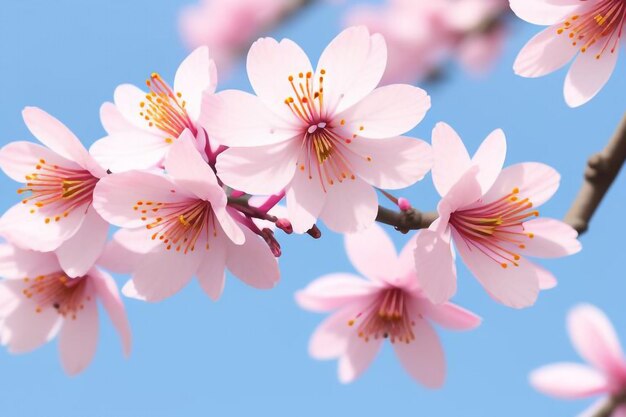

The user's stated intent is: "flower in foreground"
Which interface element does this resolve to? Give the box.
[93,132,279,302]
[0,107,109,277]
[203,26,433,234]
[90,46,218,172]
[414,122,581,308]
[0,243,131,375]
[531,304,626,416]
[512,0,624,107]
[296,223,481,385]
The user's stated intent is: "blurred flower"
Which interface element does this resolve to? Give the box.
[346,0,510,84]
[0,243,131,375]
[203,26,433,234]
[0,107,109,278]
[512,0,625,107]
[414,122,581,308]
[296,223,481,385]
[93,134,279,303]
[91,47,218,172]
[531,304,626,416]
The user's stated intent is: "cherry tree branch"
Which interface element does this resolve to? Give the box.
[376,206,438,234]
[565,113,626,235]
[591,392,626,417]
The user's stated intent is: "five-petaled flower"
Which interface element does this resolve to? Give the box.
[296,223,481,385]
[203,26,433,234]
[414,122,581,308]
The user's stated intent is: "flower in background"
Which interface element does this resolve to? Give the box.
[296,223,481,385]
[531,304,626,416]
[203,26,433,234]
[512,0,625,107]
[0,108,109,278]
[414,123,581,308]
[93,133,279,302]
[0,243,131,375]
[91,47,218,172]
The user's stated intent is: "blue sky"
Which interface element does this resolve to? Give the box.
[0,1,624,416]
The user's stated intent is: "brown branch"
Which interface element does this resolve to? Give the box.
[591,392,626,417]
[376,206,438,234]
[565,113,626,235]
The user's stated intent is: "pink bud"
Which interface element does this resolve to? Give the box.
[398,197,412,211]
[276,218,293,234]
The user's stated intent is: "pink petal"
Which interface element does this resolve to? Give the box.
[471,128,507,194]
[225,226,279,290]
[214,206,245,246]
[530,363,609,399]
[295,273,378,313]
[91,268,132,357]
[100,102,134,134]
[216,138,300,195]
[564,44,619,107]
[96,229,150,274]
[452,229,541,308]
[22,107,105,178]
[568,304,626,379]
[344,223,399,284]
[514,26,578,78]
[393,317,446,388]
[89,131,169,172]
[286,165,327,234]
[537,263,558,290]
[0,244,59,279]
[319,177,378,233]
[337,84,430,139]
[113,84,160,133]
[414,228,457,304]
[416,300,482,331]
[58,281,99,375]
[346,136,433,190]
[510,0,583,25]
[338,331,383,383]
[174,46,218,120]
[0,141,80,183]
[196,239,227,301]
[481,162,560,209]
[316,26,386,114]
[520,218,581,258]
[431,122,471,197]
[309,306,357,359]
[201,89,299,147]
[613,405,626,417]
[55,207,109,278]
[246,37,313,121]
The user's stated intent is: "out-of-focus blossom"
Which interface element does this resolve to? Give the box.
[0,108,109,278]
[91,47,218,172]
[414,122,581,308]
[512,0,624,107]
[531,304,626,416]
[296,223,481,385]
[346,0,510,84]
[0,243,131,375]
[203,26,433,234]
[93,133,279,303]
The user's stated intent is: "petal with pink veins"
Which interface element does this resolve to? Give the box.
[393,317,446,388]
[530,363,609,399]
[337,84,430,139]
[514,25,578,78]
[174,46,218,120]
[416,300,482,331]
[286,165,327,234]
[0,141,80,183]
[471,128,507,194]
[295,273,378,313]
[89,131,169,173]
[431,122,471,197]
[338,330,383,383]
[100,102,135,134]
[0,244,59,279]
[510,0,584,26]
[226,226,279,290]
[309,306,360,360]
[319,177,378,233]
[519,218,581,258]
[414,228,457,305]
[196,237,227,301]
[564,44,619,107]
[344,223,399,284]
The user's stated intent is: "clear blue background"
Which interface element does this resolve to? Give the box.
[0,1,624,416]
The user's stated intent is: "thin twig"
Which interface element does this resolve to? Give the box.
[565,113,626,235]
[376,206,438,234]
[591,392,626,417]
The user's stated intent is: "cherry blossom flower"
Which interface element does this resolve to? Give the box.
[414,122,581,308]
[0,243,131,375]
[90,47,218,172]
[203,26,433,234]
[296,223,481,385]
[531,304,626,416]
[93,132,279,302]
[512,0,625,107]
[0,108,109,278]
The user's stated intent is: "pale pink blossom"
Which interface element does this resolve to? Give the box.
[414,122,581,308]
[0,108,109,278]
[296,223,480,385]
[203,26,433,234]
[93,132,279,302]
[90,47,218,172]
[0,243,131,375]
[531,304,626,416]
[512,0,624,107]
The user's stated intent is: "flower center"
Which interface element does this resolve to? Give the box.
[21,273,89,320]
[449,187,539,269]
[136,198,218,254]
[348,288,416,344]
[139,73,197,143]
[17,159,98,223]
[556,0,625,59]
